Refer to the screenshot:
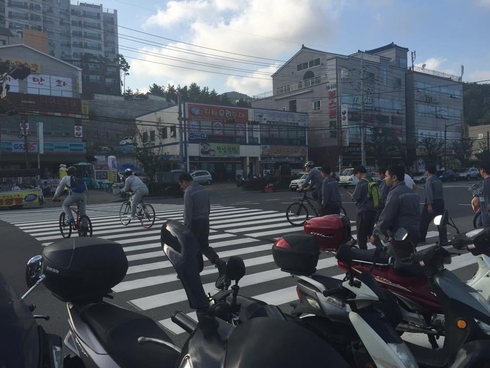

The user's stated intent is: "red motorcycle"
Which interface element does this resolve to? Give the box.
[287,213,490,349]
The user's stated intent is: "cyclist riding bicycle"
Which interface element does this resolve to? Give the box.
[296,161,323,205]
[53,166,87,224]
[121,168,149,220]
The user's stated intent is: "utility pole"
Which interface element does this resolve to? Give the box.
[21,120,29,169]
[336,71,343,173]
[177,93,183,170]
[360,52,366,166]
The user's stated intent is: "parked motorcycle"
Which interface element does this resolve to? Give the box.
[236,175,246,187]
[0,260,62,368]
[274,228,490,367]
[23,222,348,367]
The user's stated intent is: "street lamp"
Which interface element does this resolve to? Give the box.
[443,122,461,168]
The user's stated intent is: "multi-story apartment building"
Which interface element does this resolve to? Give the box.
[406,66,463,170]
[252,43,463,171]
[0,0,119,95]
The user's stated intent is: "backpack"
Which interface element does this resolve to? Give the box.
[362,178,381,208]
[70,176,86,193]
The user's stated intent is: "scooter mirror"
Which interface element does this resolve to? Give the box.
[25,255,43,288]
[225,256,246,282]
[394,228,408,242]
[161,221,209,310]
[433,215,443,226]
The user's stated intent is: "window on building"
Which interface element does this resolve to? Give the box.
[397,58,407,69]
[313,100,321,111]
[150,130,155,142]
[394,77,402,88]
[289,100,297,112]
[170,126,176,138]
[303,71,314,80]
[315,58,320,66]
[142,132,148,143]
[160,127,167,139]
[341,67,349,79]
[478,133,484,139]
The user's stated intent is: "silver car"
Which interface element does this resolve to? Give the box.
[190,170,213,185]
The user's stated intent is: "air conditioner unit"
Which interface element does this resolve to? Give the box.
[169,130,175,138]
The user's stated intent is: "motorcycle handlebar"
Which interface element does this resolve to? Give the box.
[171,310,197,334]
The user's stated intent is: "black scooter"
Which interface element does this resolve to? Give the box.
[0,262,62,368]
[22,221,349,367]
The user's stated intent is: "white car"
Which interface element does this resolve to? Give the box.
[339,168,358,188]
[190,170,213,185]
[289,172,308,191]
[119,136,134,146]
[457,167,480,181]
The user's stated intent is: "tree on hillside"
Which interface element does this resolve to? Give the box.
[149,83,165,97]
[464,82,490,126]
[166,84,178,103]
[118,54,130,94]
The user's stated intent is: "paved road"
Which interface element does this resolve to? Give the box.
[0,192,478,348]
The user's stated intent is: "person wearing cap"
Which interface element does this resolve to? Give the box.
[297,161,323,206]
[121,168,149,220]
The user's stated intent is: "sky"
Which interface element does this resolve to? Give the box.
[99,0,490,96]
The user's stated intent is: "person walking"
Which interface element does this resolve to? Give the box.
[419,165,448,245]
[320,166,341,215]
[472,162,490,226]
[121,169,149,220]
[375,167,389,220]
[370,165,420,259]
[178,173,228,287]
[297,161,323,206]
[347,165,377,250]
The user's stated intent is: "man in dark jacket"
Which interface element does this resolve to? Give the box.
[348,165,377,249]
[179,173,228,287]
[419,165,447,245]
[320,166,341,215]
[370,165,420,259]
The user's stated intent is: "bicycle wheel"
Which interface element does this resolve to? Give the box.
[59,212,72,238]
[78,215,93,237]
[286,203,309,226]
[119,202,132,226]
[139,203,156,229]
[340,206,347,217]
[473,211,483,229]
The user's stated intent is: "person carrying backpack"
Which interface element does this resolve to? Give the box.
[347,165,379,249]
[53,166,87,224]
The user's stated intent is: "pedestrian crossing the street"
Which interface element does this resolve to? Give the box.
[0,203,466,338]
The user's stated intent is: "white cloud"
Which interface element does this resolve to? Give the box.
[476,0,490,7]
[468,70,490,83]
[128,0,345,94]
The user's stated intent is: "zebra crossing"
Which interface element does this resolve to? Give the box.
[0,202,472,338]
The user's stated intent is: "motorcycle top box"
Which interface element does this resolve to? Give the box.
[272,234,320,275]
[304,214,351,251]
[42,237,128,302]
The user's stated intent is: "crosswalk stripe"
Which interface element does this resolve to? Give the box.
[0,202,472,341]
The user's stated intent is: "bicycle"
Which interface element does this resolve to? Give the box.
[469,182,484,228]
[57,199,93,238]
[286,190,347,226]
[119,192,156,229]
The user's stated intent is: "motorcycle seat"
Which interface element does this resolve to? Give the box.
[393,259,425,277]
[350,248,391,265]
[80,302,179,368]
